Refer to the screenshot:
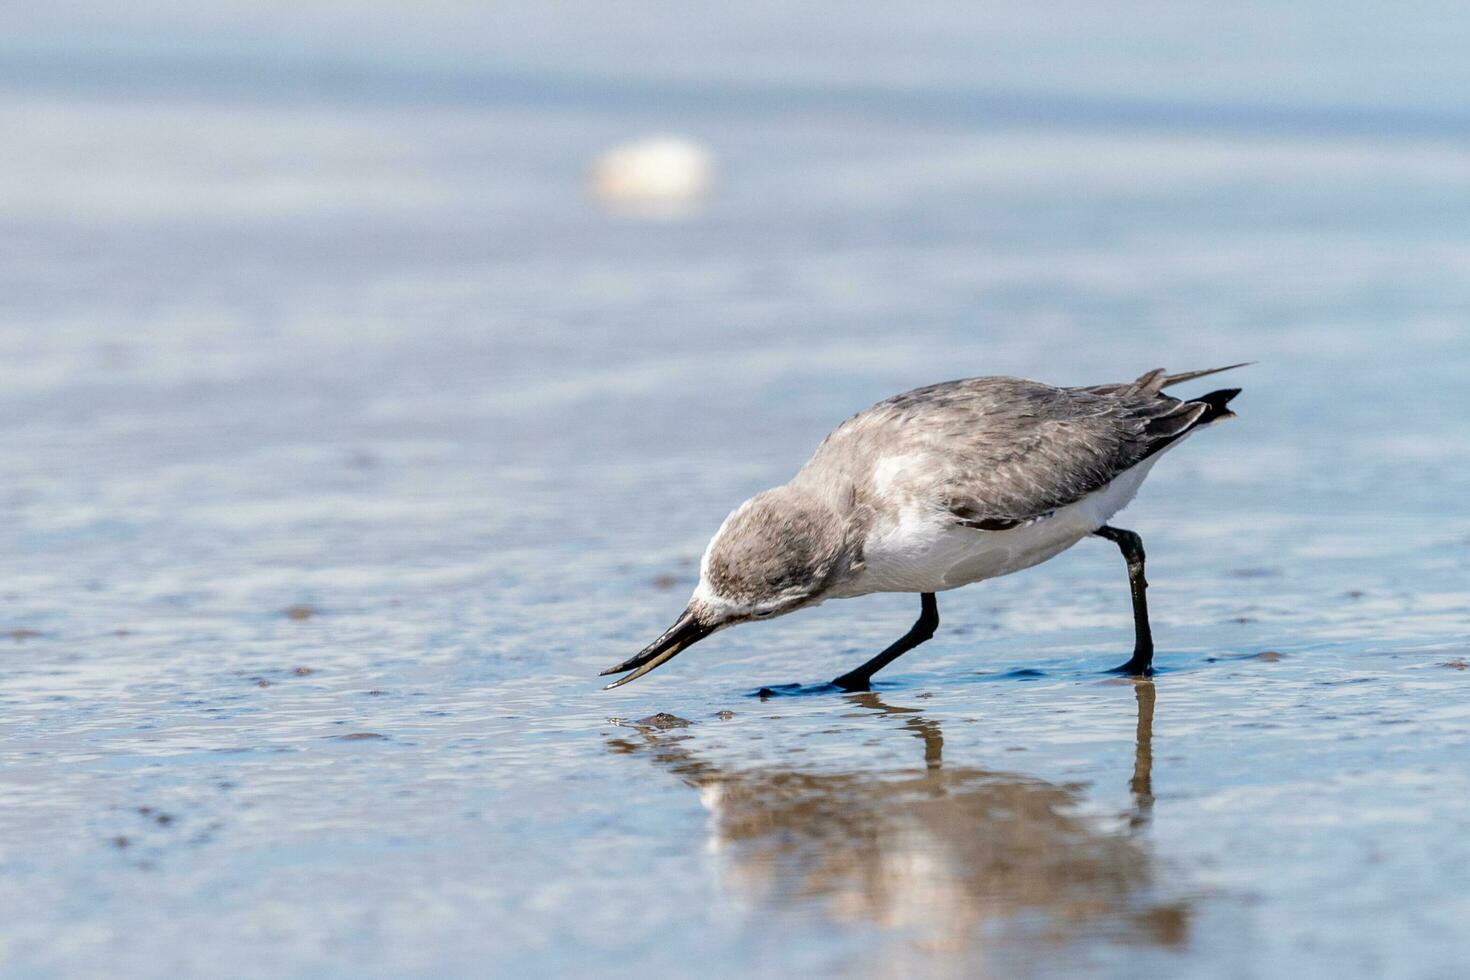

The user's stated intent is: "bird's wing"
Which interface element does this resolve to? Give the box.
[813,369,1241,529]
[939,379,1195,527]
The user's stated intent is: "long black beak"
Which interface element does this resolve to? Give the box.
[600,607,714,690]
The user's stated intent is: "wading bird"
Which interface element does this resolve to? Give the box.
[602,365,1245,691]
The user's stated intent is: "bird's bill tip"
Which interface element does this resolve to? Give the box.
[602,671,648,691]
[599,607,713,690]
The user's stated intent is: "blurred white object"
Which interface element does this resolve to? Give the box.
[589,136,714,213]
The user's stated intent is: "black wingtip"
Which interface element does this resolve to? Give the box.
[1193,387,1241,423]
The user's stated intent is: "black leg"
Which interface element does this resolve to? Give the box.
[1094,525,1154,675]
[832,593,938,692]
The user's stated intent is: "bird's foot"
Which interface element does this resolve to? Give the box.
[829,673,872,693]
[753,681,847,700]
[1107,657,1155,677]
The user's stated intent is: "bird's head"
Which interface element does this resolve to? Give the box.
[601,484,856,688]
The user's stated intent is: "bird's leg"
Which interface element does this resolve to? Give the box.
[1094,525,1154,675]
[831,593,939,692]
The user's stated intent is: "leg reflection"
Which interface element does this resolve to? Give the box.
[1130,679,1156,829]
[844,691,943,770]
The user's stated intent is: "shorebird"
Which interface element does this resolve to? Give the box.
[602,365,1246,691]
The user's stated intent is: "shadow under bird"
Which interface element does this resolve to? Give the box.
[602,365,1247,691]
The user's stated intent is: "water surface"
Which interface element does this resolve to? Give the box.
[3,7,1470,977]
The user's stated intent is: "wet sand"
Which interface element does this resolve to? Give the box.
[4,7,1470,977]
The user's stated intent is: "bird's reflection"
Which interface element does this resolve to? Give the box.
[607,681,1183,961]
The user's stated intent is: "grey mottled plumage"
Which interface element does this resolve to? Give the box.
[603,364,1247,690]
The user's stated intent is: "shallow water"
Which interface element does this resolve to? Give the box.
[4,7,1470,977]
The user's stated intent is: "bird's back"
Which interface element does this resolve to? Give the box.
[798,369,1240,528]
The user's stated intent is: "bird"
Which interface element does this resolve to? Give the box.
[601,364,1247,691]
